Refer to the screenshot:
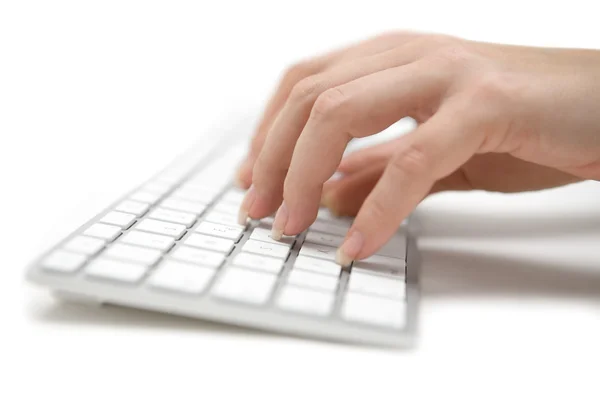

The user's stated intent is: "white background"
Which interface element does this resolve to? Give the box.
[2,1,600,399]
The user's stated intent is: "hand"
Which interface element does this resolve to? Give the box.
[236,32,600,265]
[321,148,582,217]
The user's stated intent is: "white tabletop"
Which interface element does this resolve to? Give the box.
[3,1,600,399]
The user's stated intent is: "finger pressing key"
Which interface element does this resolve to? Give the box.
[271,59,446,238]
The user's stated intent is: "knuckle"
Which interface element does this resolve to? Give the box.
[421,33,459,48]
[468,72,512,105]
[367,196,388,222]
[428,41,473,68]
[311,87,351,121]
[281,60,317,85]
[390,143,431,177]
[289,76,324,104]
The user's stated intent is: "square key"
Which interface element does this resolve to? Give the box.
[135,219,186,238]
[287,269,339,292]
[347,270,406,299]
[100,211,136,228]
[41,250,87,273]
[115,200,150,216]
[304,230,344,248]
[342,292,406,329]
[249,227,294,247]
[170,246,225,268]
[231,252,284,274]
[211,267,277,305]
[293,255,341,277]
[149,261,216,294]
[204,210,243,228]
[353,254,406,277]
[83,223,121,241]
[121,231,175,251]
[196,221,244,241]
[242,239,290,259]
[277,286,335,317]
[63,236,105,255]
[85,257,149,283]
[184,233,235,253]
[149,208,196,227]
[298,242,337,262]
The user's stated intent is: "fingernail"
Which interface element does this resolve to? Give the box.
[238,186,256,225]
[336,231,364,267]
[271,202,288,240]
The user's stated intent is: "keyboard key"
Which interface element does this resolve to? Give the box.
[148,208,196,227]
[178,182,221,197]
[242,239,290,259]
[41,250,87,273]
[104,243,162,265]
[353,254,405,277]
[135,219,186,237]
[212,267,277,305]
[304,231,344,247]
[204,210,244,227]
[376,235,407,259]
[250,227,294,247]
[195,222,243,240]
[231,252,284,274]
[185,233,234,253]
[115,200,150,216]
[277,286,335,316]
[63,236,105,255]
[211,202,239,216]
[130,190,162,204]
[121,231,175,251]
[287,269,339,292]
[142,181,172,195]
[170,246,225,268]
[298,242,337,262]
[85,257,149,283]
[308,220,348,237]
[149,261,216,294]
[161,198,207,215]
[342,292,406,329]
[220,189,245,205]
[100,211,136,228]
[171,187,216,204]
[293,255,341,277]
[348,270,406,299]
[83,223,121,241]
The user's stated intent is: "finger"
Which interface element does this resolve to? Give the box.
[236,32,422,188]
[322,162,386,216]
[275,58,451,236]
[336,101,486,265]
[247,43,437,225]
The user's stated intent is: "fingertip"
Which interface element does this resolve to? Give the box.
[235,160,253,189]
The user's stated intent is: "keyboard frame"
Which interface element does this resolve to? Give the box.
[26,125,420,348]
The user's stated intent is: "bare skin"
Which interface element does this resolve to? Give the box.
[235,32,600,265]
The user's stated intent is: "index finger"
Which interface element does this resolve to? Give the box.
[277,59,448,235]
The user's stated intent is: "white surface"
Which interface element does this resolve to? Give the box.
[2,1,600,399]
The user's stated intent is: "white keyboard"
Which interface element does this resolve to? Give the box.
[27,131,419,347]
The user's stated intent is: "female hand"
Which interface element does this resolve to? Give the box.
[236,32,600,265]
